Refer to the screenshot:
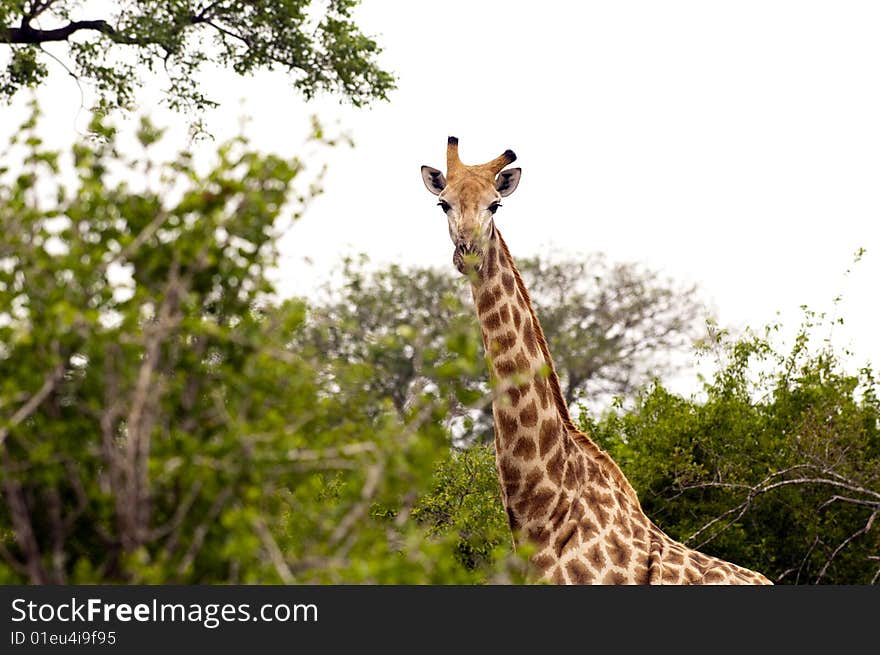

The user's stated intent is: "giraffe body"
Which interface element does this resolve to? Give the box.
[421,137,772,585]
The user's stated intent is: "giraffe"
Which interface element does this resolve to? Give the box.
[420,137,772,585]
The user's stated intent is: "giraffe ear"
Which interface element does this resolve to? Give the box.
[495,168,521,197]
[421,166,446,196]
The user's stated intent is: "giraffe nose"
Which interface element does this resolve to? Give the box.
[455,241,477,259]
[453,241,483,275]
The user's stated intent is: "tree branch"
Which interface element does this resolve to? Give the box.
[2,20,139,45]
[683,464,880,549]
[0,451,47,583]
[0,360,65,448]
[252,515,294,583]
[814,510,878,584]
[176,486,233,578]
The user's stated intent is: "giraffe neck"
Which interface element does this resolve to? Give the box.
[469,230,581,537]
[466,231,772,585]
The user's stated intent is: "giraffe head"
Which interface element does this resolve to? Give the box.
[421,137,522,275]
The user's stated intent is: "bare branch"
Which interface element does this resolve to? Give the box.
[329,460,384,549]
[684,464,880,549]
[45,486,66,583]
[0,452,47,583]
[286,441,377,462]
[0,539,29,577]
[252,515,294,583]
[121,261,184,550]
[814,510,878,584]
[0,361,65,448]
[23,1,59,24]
[151,479,204,542]
[176,486,233,578]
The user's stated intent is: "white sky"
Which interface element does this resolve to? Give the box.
[2,1,879,390]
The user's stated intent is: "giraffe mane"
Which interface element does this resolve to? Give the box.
[495,232,642,506]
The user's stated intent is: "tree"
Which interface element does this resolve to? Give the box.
[0,1,394,132]
[517,254,704,407]
[0,106,522,584]
[586,314,880,584]
[296,254,707,443]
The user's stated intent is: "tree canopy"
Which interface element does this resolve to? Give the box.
[295,254,706,443]
[586,316,880,584]
[0,1,395,131]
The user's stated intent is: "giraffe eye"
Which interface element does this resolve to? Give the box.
[488,202,502,214]
[438,200,451,213]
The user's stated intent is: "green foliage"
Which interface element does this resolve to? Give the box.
[0,106,523,584]
[412,445,519,580]
[0,0,395,133]
[586,317,880,584]
[0,44,46,98]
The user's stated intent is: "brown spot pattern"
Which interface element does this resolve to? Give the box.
[522,317,538,357]
[566,559,594,584]
[603,570,627,585]
[552,566,566,585]
[496,411,518,446]
[505,506,520,532]
[570,499,585,522]
[563,462,578,489]
[527,524,551,550]
[615,512,633,538]
[591,499,611,526]
[492,330,517,354]
[498,455,520,487]
[519,400,538,427]
[633,565,650,585]
[546,448,564,485]
[683,567,702,584]
[607,531,632,568]
[512,436,537,460]
[690,552,710,568]
[485,246,497,279]
[506,385,522,407]
[538,418,558,456]
[703,569,725,584]
[501,272,515,295]
[662,566,681,584]
[495,358,516,377]
[483,311,501,331]
[587,542,606,570]
[477,287,498,314]
[528,487,556,521]
[666,549,684,566]
[521,470,543,498]
[553,522,578,556]
[579,518,599,542]
[531,553,554,572]
[547,496,569,529]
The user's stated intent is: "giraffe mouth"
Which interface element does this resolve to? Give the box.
[453,242,483,275]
